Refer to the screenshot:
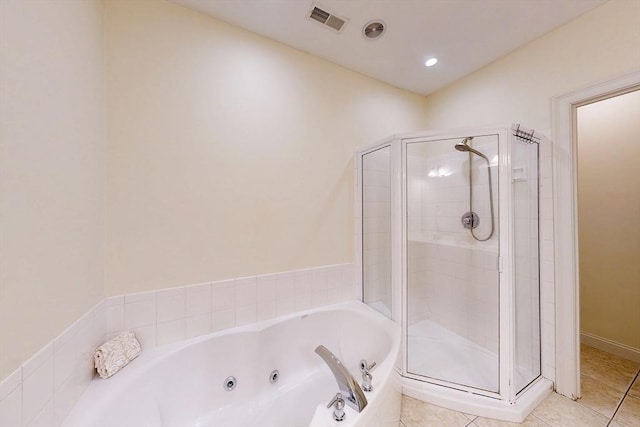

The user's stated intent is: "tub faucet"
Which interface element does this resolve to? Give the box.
[315,345,368,413]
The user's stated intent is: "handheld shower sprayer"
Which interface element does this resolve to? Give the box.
[455,137,495,242]
[455,137,489,161]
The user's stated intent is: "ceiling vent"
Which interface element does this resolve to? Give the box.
[363,21,386,40]
[307,4,348,32]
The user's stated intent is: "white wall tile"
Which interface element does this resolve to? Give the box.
[157,288,185,323]
[327,265,342,289]
[235,277,257,307]
[0,380,21,427]
[294,293,311,311]
[293,269,313,293]
[0,369,21,401]
[22,349,54,427]
[54,372,88,426]
[131,324,157,350]
[540,199,554,220]
[212,309,235,332]
[327,288,342,304]
[125,292,156,329]
[311,289,328,307]
[294,270,312,295]
[53,331,82,392]
[541,260,554,284]
[257,301,276,321]
[26,398,53,427]
[540,219,554,241]
[124,291,155,304]
[276,297,296,316]
[157,319,186,346]
[54,306,99,393]
[311,267,328,292]
[256,274,277,303]
[105,302,125,335]
[186,314,211,338]
[341,264,355,289]
[235,304,257,326]
[341,281,357,301]
[104,295,124,307]
[211,281,235,312]
[276,272,295,299]
[210,279,234,289]
[22,343,53,379]
[185,283,211,317]
[540,239,554,262]
[91,301,107,348]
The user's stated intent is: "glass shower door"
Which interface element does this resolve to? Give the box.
[405,135,500,393]
[362,146,392,318]
[512,137,541,393]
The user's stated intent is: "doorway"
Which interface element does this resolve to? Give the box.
[575,89,640,425]
[553,70,640,402]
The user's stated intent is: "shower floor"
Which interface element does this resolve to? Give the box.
[407,319,500,392]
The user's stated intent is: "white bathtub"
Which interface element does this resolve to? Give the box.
[62,301,401,427]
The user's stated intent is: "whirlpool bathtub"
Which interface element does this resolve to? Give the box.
[62,301,401,427]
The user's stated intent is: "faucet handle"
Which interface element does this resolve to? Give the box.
[359,360,376,392]
[327,393,346,421]
[359,359,376,374]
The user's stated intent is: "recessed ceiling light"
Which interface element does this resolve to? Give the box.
[425,58,438,67]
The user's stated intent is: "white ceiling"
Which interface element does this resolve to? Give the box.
[171,0,606,96]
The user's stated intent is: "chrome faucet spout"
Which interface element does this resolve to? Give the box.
[315,345,368,413]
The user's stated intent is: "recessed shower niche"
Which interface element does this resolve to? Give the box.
[357,124,553,421]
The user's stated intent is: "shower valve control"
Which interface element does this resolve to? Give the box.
[461,211,479,230]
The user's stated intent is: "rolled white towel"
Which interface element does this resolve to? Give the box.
[94,331,141,379]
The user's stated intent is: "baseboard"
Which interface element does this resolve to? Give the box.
[580,332,640,363]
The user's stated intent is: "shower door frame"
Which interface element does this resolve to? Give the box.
[397,126,517,402]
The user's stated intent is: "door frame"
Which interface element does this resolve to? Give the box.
[552,70,640,399]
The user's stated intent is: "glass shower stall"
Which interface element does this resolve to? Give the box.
[357,124,551,420]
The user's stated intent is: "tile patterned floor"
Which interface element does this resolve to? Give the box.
[399,344,640,427]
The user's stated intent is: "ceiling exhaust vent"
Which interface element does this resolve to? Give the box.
[307,4,348,32]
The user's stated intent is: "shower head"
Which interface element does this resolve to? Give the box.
[454,137,473,152]
[454,137,489,161]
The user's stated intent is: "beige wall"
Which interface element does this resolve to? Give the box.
[421,0,640,131]
[2,0,638,385]
[578,90,640,350]
[104,0,430,295]
[0,0,106,381]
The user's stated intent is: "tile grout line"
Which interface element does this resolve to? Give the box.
[606,367,639,427]
[531,413,554,427]
[464,419,477,427]
[572,380,625,420]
